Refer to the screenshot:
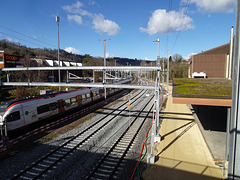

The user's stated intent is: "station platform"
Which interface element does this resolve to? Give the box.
[142,86,225,180]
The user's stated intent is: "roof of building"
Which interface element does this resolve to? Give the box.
[172,78,232,107]
[189,43,230,63]
[198,43,230,55]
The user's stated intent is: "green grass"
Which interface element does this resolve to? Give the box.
[173,78,232,99]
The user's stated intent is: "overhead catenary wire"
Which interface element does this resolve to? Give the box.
[165,0,173,56]
[0,31,49,49]
[171,0,191,54]
[0,24,57,48]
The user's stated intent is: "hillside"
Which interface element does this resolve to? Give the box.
[0,39,147,66]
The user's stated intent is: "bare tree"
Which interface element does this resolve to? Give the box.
[12,55,49,97]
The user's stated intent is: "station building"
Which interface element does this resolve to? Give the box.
[189,43,232,79]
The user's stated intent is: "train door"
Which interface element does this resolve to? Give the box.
[57,100,65,113]
[99,89,103,98]
[77,95,82,106]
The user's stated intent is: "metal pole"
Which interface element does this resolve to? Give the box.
[229,26,234,80]
[99,39,110,100]
[114,60,117,79]
[167,49,170,95]
[7,72,9,82]
[56,15,61,91]
[229,0,240,178]
[67,70,69,83]
[156,56,160,136]
[226,108,231,162]
[153,39,160,57]
[130,64,131,77]
[153,39,161,137]
[127,62,128,78]
[162,57,164,90]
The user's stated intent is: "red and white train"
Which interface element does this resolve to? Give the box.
[0,79,131,133]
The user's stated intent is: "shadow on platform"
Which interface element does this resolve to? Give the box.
[142,157,224,180]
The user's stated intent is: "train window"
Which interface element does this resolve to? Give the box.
[86,93,91,98]
[93,92,97,96]
[49,102,57,111]
[82,95,86,102]
[65,99,71,107]
[6,111,20,122]
[71,97,77,104]
[77,95,82,101]
[37,104,50,114]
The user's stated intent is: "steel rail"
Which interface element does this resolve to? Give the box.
[11,90,146,180]
[86,95,154,179]
[7,89,130,146]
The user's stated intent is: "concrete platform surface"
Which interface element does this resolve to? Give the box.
[142,86,225,180]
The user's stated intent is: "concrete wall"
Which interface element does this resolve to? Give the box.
[189,43,230,78]
[192,54,227,78]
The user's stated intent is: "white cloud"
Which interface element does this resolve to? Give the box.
[92,14,120,36]
[64,47,80,54]
[6,37,14,42]
[140,9,194,35]
[62,1,83,13]
[63,2,120,36]
[32,35,37,39]
[67,15,83,25]
[88,0,96,6]
[182,0,236,13]
[62,1,93,17]
[5,37,18,43]
[184,52,196,60]
[106,52,116,58]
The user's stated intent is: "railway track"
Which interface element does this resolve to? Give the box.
[3,89,131,151]
[86,94,154,179]
[11,89,148,180]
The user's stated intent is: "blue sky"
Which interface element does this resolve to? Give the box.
[0,0,237,61]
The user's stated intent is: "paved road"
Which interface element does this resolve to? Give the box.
[142,85,225,180]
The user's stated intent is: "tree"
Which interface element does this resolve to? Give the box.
[172,54,183,62]
[11,55,49,97]
[82,54,92,66]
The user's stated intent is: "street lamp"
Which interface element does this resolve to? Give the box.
[167,49,171,95]
[99,39,110,100]
[56,15,61,91]
[153,38,160,63]
[148,38,161,165]
[153,38,161,135]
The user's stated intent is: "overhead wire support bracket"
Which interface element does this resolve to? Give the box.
[1,66,161,72]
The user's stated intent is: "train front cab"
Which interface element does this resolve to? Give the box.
[1,103,25,132]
